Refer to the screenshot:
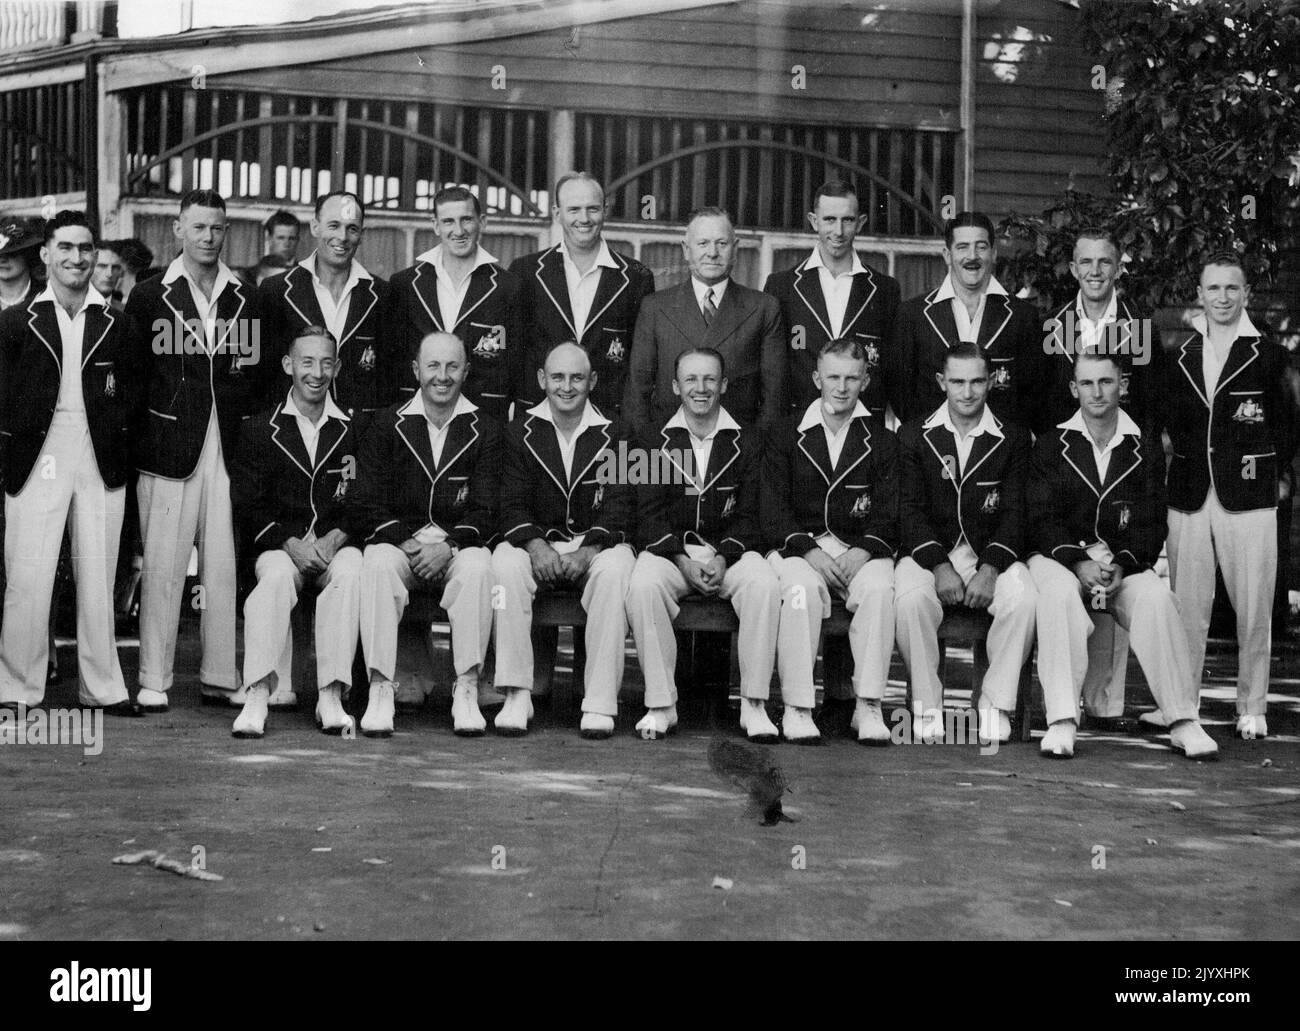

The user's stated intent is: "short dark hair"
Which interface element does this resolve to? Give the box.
[95,237,121,253]
[811,179,858,211]
[943,340,989,373]
[180,189,227,214]
[43,209,91,243]
[432,185,481,218]
[117,238,154,274]
[314,191,364,221]
[1201,250,1245,276]
[673,346,726,379]
[290,324,338,351]
[263,208,299,234]
[553,171,605,207]
[818,337,867,364]
[1074,227,1121,255]
[944,211,995,248]
[1072,349,1122,376]
[686,206,733,231]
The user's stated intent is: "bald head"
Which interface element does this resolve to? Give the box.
[539,341,595,417]
[414,331,469,411]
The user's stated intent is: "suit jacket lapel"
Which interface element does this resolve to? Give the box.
[523,414,570,497]
[960,429,1004,485]
[703,280,746,348]
[410,261,445,332]
[313,415,348,472]
[1060,428,1103,498]
[283,265,326,334]
[977,294,1014,349]
[534,248,578,341]
[339,277,379,348]
[269,406,313,480]
[1214,338,1259,398]
[569,422,611,488]
[797,423,835,485]
[1099,434,1141,499]
[1176,335,1209,407]
[396,407,438,486]
[433,410,480,484]
[664,282,708,341]
[829,416,872,487]
[212,280,248,358]
[81,304,115,368]
[26,298,62,370]
[840,265,880,337]
[454,264,499,331]
[699,429,740,493]
[582,256,630,344]
[922,288,960,348]
[793,261,834,340]
[162,277,206,355]
[922,423,960,493]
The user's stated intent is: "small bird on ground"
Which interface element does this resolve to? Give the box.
[707,736,797,826]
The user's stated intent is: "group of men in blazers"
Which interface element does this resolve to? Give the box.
[0,171,1292,760]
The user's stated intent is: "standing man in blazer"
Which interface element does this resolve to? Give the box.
[510,172,655,417]
[764,180,902,420]
[258,192,394,433]
[388,186,523,423]
[896,342,1037,746]
[623,207,785,436]
[126,189,265,711]
[1153,252,1299,741]
[1028,351,1218,759]
[0,211,141,714]
[229,326,361,738]
[891,211,1040,428]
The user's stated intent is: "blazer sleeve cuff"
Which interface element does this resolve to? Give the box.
[778,532,817,558]
[504,521,543,546]
[364,518,407,547]
[256,521,290,550]
[1114,549,1147,574]
[858,534,895,559]
[449,524,485,549]
[911,541,949,570]
[645,532,683,558]
[979,542,1018,573]
[1049,543,1088,567]
[716,537,746,562]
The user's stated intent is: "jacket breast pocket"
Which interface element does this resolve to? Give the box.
[1226,389,1266,426]
[445,475,471,508]
[598,327,628,365]
[844,485,873,519]
[853,333,883,368]
[975,479,1002,514]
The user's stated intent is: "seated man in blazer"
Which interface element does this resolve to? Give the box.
[492,341,636,739]
[625,347,781,741]
[229,326,361,738]
[351,331,500,737]
[896,342,1037,746]
[623,206,785,437]
[761,337,898,744]
[1028,351,1218,760]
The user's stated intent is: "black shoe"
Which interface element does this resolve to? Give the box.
[1084,714,1140,734]
[97,700,146,718]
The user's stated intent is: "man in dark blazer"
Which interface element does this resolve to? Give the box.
[258,191,395,432]
[761,337,898,744]
[125,188,265,711]
[351,331,500,738]
[764,180,902,420]
[1154,253,1299,741]
[0,211,140,713]
[624,347,781,742]
[896,342,1037,747]
[891,211,1040,428]
[623,207,785,436]
[229,326,361,739]
[491,341,636,739]
[1028,351,1218,760]
[388,186,523,423]
[509,172,655,416]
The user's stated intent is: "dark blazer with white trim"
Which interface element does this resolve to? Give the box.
[1156,326,1299,514]
[0,294,140,492]
[897,409,1029,573]
[349,399,500,550]
[509,245,655,415]
[763,254,902,417]
[761,409,898,559]
[637,417,764,561]
[387,256,523,423]
[257,261,396,424]
[230,398,356,555]
[891,285,1040,428]
[1029,419,1166,574]
[499,409,633,549]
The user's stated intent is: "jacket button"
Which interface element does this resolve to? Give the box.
[1078,540,1087,547]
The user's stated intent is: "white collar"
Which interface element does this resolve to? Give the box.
[414,243,499,272]
[797,398,870,433]
[805,247,868,277]
[1190,310,1262,342]
[398,391,478,424]
[1058,408,1143,439]
[35,283,108,316]
[162,255,241,297]
[302,253,371,288]
[283,389,349,425]
[691,275,729,306]
[559,239,618,272]
[923,401,1004,439]
[934,272,1009,303]
[664,405,742,438]
[1073,290,1118,323]
[526,398,610,431]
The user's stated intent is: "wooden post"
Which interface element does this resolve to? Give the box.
[83,54,99,231]
[959,0,975,211]
[547,107,575,238]
[96,60,123,237]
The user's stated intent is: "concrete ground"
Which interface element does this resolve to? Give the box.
[1,626,1297,941]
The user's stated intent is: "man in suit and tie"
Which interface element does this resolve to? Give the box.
[1028,351,1218,759]
[229,326,361,738]
[510,172,655,417]
[492,341,636,738]
[125,188,265,711]
[388,186,523,423]
[0,210,141,715]
[891,211,1040,427]
[764,180,902,421]
[896,342,1037,745]
[623,207,785,436]
[625,347,782,742]
[350,331,500,738]
[258,192,395,433]
[761,337,898,744]
[1152,253,1299,741]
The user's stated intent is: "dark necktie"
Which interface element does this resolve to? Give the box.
[702,287,717,326]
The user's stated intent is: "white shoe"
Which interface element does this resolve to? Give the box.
[912,708,944,744]
[978,705,1011,745]
[1235,714,1268,740]
[232,687,269,739]
[782,706,821,744]
[360,681,396,738]
[452,675,487,737]
[1171,720,1219,759]
[1040,720,1076,759]
[493,688,533,736]
[137,688,169,712]
[580,712,616,739]
[267,683,298,710]
[739,699,779,743]
[315,683,353,736]
[852,699,891,746]
[635,705,677,740]
[1138,709,1170,730]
